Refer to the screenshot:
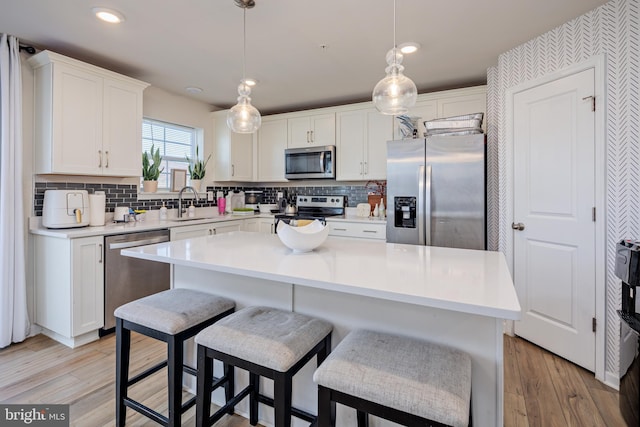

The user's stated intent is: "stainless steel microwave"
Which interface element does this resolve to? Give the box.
[285,145,335,179]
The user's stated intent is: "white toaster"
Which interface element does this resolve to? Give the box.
[42,189,91,228]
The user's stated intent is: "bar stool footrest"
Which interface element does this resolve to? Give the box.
[207,385,252,426]
[257,394,316,423]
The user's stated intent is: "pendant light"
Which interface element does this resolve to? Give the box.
[372,0,417,115]
[227,0,261,133]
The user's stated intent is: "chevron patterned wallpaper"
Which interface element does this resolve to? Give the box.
[487,0,640,379]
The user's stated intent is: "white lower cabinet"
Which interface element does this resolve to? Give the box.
[170,220,243,240]
[327,221,386,240]
[35,235,104,347]
[259,218,276,234]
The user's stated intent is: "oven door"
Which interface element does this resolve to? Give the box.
[285,145,335,179]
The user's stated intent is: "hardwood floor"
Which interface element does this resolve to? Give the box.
[0,333,628,426]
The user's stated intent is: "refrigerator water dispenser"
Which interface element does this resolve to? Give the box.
[394,197,416,228]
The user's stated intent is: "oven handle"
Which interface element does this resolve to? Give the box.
[109,236,169,250]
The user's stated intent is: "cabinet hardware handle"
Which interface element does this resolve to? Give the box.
[98,244,103,263]
[98,150,102,168]
[271,224,274,234]
[212,228,217,235]
[364,161,368,174]
[310,130,314,142]
[363,230,377,233]
[232,165,235,176]
[511,222,525,231]
[306,131,310,143]
[334,228,347,231]
[360,162,363,175]
[208,229,213,235]
[105,151,109,168]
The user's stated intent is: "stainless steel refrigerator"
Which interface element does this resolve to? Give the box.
[386,134,486,250]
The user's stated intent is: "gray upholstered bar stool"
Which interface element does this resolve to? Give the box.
[194,306,333,427]
[115,288,235,427]
[313,329,472,427]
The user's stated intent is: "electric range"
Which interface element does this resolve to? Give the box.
[274,195,345,228]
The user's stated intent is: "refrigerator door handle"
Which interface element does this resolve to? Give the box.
[425,165,432,246]
[418,165,427,245]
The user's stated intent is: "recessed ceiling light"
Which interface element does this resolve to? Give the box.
[242,78,258,87]
[92,7,125,24]
[185,86,203,94]
[399,42,420,54]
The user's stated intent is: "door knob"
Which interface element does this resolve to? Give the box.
[512,222,525,231]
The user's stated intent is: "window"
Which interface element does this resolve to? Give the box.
[142,118,196,191]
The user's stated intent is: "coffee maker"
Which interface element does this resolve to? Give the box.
[616,239,640,426]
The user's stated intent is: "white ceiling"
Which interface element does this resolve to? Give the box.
[2,0,607,114]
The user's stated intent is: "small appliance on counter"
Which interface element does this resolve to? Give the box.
[42,189,90,228]
[616,239,640,426]
[245,190,263,210]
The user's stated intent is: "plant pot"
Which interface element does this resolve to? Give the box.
[190,179,202,192]
[142,180,158,193]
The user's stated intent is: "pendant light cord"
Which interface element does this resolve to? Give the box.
[243,7,246,81]
[393,0,396,48]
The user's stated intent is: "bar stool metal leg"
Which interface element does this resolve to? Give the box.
[115,318,130,427]
[273,371,293,427]
[196,344,213,427]
[167,335,183,427]
[249,372,259,425]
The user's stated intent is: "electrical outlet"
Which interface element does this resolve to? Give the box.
[207,191,214,201]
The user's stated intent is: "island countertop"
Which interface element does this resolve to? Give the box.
[122,231,521,320]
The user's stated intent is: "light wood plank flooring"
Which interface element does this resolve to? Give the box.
[0,333,628,426]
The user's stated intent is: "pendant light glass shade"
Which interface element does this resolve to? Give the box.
[372,0,417,115]
[372,47,417,115]
[227,83,261,133]
[227,4,261,133]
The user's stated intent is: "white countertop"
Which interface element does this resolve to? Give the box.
[122,231,521,320]
[28,209,273,238]
[29,208,385,238]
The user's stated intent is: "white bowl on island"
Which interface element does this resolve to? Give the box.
[276,220,329,252]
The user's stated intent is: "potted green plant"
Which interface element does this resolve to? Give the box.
[185,145,211,191]
[142,143,164,193]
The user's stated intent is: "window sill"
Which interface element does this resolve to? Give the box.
[137,191,198,201]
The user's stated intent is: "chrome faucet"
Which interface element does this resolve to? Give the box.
[177,186,200,218]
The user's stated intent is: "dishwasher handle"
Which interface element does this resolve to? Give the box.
[108,235,169,250]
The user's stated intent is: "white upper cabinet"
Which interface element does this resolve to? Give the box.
[287,113,335,148]
[336,106,392,181]
[257,118,288,182]
[29,50,148,176]
[393,86,487,139]
[212,111,254,182]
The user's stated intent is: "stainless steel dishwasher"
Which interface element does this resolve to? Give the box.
[102,229,171,334]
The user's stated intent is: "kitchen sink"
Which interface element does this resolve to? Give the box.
[170,216,217,222]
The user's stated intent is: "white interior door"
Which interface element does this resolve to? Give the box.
[512,68,596,371]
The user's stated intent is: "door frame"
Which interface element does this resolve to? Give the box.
[505,54,606,383]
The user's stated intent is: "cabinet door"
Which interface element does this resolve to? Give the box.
[393,100,438,140]
[71,236,104,335]
[258,119,287,181]
[51,63,103,175]
[310,113,336,146]
[243,218,259,232]
[230,133,254,181]
[102,78,144,176]
[212,222,242,234]
[336,110,366,181]
[288,113,335,148]
[170,223,212,240]
[437,93,487,131]
[287,116,311,148]
[258,218,275,234]
[365,111,393,179]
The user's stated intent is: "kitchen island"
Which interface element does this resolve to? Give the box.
[122,231,520,427]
